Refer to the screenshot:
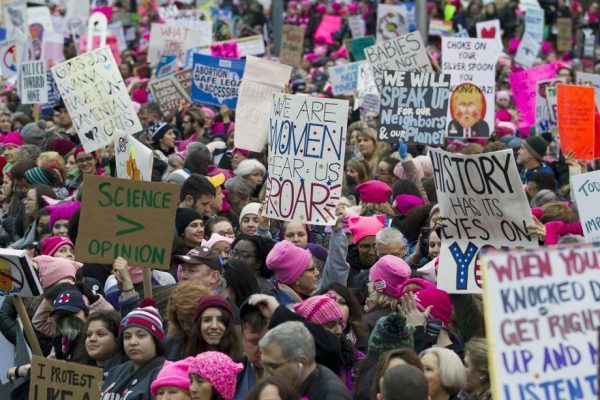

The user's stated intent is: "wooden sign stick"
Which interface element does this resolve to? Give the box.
[13,295,43,357]
[142,268,153,299]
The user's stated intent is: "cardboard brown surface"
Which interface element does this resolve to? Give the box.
[280,25,304,67]
[29,356,103,400]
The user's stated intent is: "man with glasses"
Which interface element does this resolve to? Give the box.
[259,321,351,399]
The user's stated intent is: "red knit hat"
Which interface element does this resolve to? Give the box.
[355,180,392,203]
[193,295,234,322]
[41,236,74,257]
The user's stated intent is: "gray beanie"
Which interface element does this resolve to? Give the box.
[21,121,48,146]
[530,189,559,208]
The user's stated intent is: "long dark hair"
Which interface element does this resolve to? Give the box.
[317,282,369,341]
[230,234,274,279]
[72,310,121,366]
[184,307,242,361]
[223,260,261,308]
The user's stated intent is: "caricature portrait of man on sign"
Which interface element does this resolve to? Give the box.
[447,83,490,138]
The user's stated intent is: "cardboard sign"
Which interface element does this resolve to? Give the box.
[379,71,451,145]
[356,62,380,112]
[148,73,191,115]
[514,32,541,68]
[191,54,245,108]
[557,84,597,160]
[155,54,177,78]
[535,78,564,134]
[78,35,123,65]
[344,36,375,62]
[148,23,210,65]
[576,72,600,109]
[314,15,342,45]
[115,131,154,182]
[481,244,600,400]
[266,93,348,225]
[328,62,360,96]
[476,19,502,53]
[509,62,558,130]
[0,249,42,297]
[376,4,408,43]
[571,170,600,242]
[234,56,292,153]
[524,6,544,44]
[365,31,432,89]
[442,38,497,138]
[174,68,192,95]
[18,61,47,104]
[430,148,537,293]
[348,15,366,38]
[556,17,572,51]
[280,25,304,67]
[30,355,103,400]
[41,70,61,113]
[75,175,179,269]
[51,46,143,152]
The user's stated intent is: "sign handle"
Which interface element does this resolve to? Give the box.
[142,268,153,299]
[86,13,108,52]
[13,296,43,357]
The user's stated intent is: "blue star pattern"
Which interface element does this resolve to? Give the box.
[449,242,478,290]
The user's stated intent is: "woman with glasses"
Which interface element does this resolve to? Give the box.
[65,147,106,196]
[230,234,275,293]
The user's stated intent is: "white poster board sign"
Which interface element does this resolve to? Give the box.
[115,132,154,182]
[18,61,47,104]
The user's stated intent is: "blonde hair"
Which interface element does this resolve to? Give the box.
[360,202,396,218]
[37,151,66,173]
[167,281,210,341]
[367,281,398,310]
[352,121,389,176]
[420,347,468,394]
[451,84,484,116]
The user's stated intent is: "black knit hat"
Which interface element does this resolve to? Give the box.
[175,208,203,236]
[523,136,548,162]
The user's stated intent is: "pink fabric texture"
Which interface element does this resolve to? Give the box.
[33,255,82,289]
[369,255,412,298]
[151,358,194,396]
[348,215,385,244]
[355,180,392,203]
[266,240,312,285]
[294,293,344,326]
[41,236,73,257]
[189,351,244,400]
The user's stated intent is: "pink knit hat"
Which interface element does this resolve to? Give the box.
[369,255,412,298]
[266,240,312,285]
[150,358,194,396]
[2,132,23,148]
[204,233,233,249]
[495,108,512,122]
[399,278,452,327]
[189,352,244,400]
[202,106,216,119]
[395,194,425,215]
[44,201,81,230]
[33,255,82,289]
[294,293,344,326]
[41,236,74,257]
[355,180,392,203]
[348,215,385,244]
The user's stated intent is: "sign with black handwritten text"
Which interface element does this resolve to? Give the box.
[430,148,537,293]
[51,46,142,152]
[535,78,564,134]
[379,71,450,145]
[266,94,348,225]
[18,61,47,104]
[30,356,103,400]
[481,244,599,400]
[328,62,360,96]
[571,170,600,243]
[364,31,432,89]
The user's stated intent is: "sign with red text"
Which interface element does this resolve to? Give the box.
[430,148,537,293]
[266,94,348,225]
[481,244,599,400]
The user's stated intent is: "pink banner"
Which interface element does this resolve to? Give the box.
[508,62,558,134]
[210,42,240,59]
[79,35,122,65]
[314,15,343,45]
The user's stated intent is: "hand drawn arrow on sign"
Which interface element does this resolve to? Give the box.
[116,214,145,236]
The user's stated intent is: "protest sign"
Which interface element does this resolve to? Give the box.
[545,84,559,123]
[376,4,408,42]
[18,61,47,104]
[41,32,65,67]
[535,78,564,134]
[348,15,366,38]
[442,38,497,138]
[30,355,103,400]
[75,175,179,270]
[379,71,450,145]
[266,93,348,225]
[27,6,53,32]
[572,170,600,242]
[155,54,177,78]
[0,40,17,79]
[51,46,143,152]
[148,73,191,115]
[115,131,154,182]
[328,62,360,96]
[557,84,598,160]
[174,68,192,95]
[576,72,600,109]
[185,35,266,68]
[556,17,572,51]
[476,19,502,53]
[234,56,292,153]
[514,32,541,68]
[108,22,127,51]
[508,62,558,131]
[581,28,596,59]
[429,19,454,37]
[344,36,375,62]
[191,54,245,108]
[524,6,544,44]
[429,148,537,293]
[314,15,342,45]
[211,42,239,59]
[280,25,304,67]
[148,23,209,65]
[41,71,60,114]
[3,0,28,34]
[365,31,432,89]
[356,62,380,112]
[481,243,599,400]
[0,249,42,297]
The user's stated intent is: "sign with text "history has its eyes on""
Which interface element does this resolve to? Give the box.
[75,175,179,270]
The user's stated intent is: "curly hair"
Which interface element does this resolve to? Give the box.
[167,281,211,342]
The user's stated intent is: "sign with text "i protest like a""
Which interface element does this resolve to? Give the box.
[75,175,179,270]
